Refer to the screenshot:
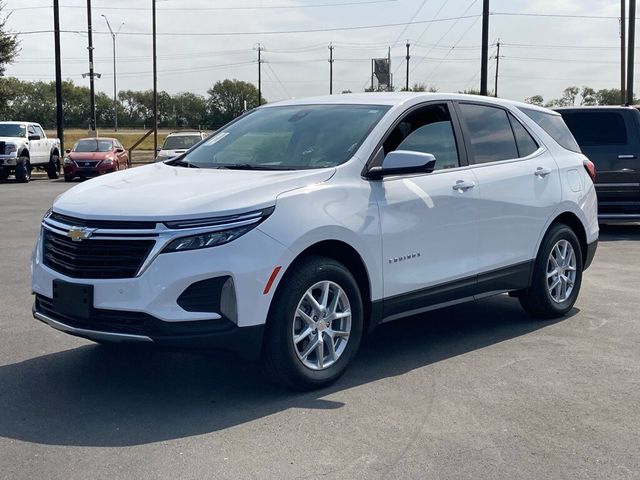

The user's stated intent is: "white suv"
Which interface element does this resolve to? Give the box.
[32,93,598,390]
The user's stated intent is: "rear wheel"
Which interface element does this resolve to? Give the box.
[519,224,583,319]
[15,157,31,183]
[263,256,363,390]
[46,154,60,179]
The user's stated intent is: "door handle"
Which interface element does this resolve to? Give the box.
[535,167,552,178]
[452,180,476,192]
[617,154,637,159]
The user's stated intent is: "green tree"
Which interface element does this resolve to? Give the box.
[207,79,265,127]
[525,95,545,106]
[0,3,18,76]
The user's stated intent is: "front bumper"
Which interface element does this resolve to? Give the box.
[584,239,598,271]
[0,155,17,166]
[64,163,114,177]
[33,298,265,360]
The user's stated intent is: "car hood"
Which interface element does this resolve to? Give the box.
[0,136,24,143]
[53,162,336,221]
[68,152,111,161]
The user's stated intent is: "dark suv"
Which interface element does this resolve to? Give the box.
[557,107,640,222]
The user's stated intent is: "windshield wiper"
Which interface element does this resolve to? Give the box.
[168,159,199,168]
[214,164,294,171]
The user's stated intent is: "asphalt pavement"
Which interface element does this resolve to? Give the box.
[0,177,638,480]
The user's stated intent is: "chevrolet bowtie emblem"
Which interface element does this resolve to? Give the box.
[67,227,95,242]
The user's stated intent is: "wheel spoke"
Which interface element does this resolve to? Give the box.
[320,282,330,309]
[297,308,316,328]
[332,329,350,339]
[301,337,320,360]
[294,327,313,345]
[316,336,325,369]
[325,334,337,361]
[564,248,573,268]
[560,276,567,300]
[547,269,559,279]
[333,310,351,320]
[328,288,341,315]
[549,277,561,292]
[305,291,323,315]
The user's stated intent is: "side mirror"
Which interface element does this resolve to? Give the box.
[65,149,71,154]
[28,134,41,141]
[155,147,162,153]
[367,150,437,180]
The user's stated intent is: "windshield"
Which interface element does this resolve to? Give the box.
[163,135,202,150]
[73,139,114,153]
[0,124,26,138]
[176,104,389,170]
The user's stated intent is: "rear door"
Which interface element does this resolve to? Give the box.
[560,109,640,216]
[456,101,562,291]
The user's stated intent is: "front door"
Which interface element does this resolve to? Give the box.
[372,102,480,321]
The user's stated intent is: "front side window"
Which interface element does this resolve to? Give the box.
[383,104,460,171]
[73,140,114,153]
[35,125,46,138]
[178,105,389,170]
[459,103,519,164]
[28,125,37,136]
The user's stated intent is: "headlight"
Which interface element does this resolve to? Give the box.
[63,157,73,165]
[5,143,17,154]
[103,157,114,165]
[162,225,255,253]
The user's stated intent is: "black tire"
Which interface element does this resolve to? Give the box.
[0,168,9,181]
[64,175,74,182]
[519,223,583,319]
[15,157,31,183]
[263,256,364,391]
[46,154,60,179]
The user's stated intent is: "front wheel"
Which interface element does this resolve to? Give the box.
[15,157,32,183]
[519,224,583,319]
[263,256,363,390]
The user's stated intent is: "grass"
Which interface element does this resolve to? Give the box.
[45,129,175,151]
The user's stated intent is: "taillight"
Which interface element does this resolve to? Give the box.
[583,159,596,182]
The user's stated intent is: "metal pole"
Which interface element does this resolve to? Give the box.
[53,0,64,153]
[494,40,501,97]
[102,16,123,132]
[622,0,627,104]
[152,0,158,152]
[329,43,334,95]
[627,0,636,105]
[87,0,97,132]
[371,59,374,91]
[480,0,490,96]
[387,46,392,91]
[405,42,410,91]
[257,44,262,105]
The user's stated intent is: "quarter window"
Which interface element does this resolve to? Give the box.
[459,103,518,164]
[383,104,460,171]
[509,114,539,157]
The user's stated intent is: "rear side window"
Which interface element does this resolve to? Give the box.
[560,112,628,146]
[520,108,581,153]
[509,114,539,157]
[459,103,518,164]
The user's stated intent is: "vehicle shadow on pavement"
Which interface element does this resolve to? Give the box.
[599,224,640,242]
[0,295,571,447]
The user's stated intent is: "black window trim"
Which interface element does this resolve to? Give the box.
[362,100,469,179]
[453,100,545,167]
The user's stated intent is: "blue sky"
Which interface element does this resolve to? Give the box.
[2,0,629,103]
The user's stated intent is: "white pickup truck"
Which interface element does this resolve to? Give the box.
[0,121,62,183]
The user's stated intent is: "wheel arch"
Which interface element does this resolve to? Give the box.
[18,147,30,158]
[273,239,375,334]
[549,211,588,266]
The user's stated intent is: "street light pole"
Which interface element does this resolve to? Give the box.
[102,15,124,132]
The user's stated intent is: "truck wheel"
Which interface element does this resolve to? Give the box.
[64,175,74,182]
[0,168,9,181]
[519,223,583,319]
[15,157,32,183]
[263,256,363,391]
[46,154,60,179]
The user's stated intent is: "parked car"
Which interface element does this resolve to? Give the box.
[63,137,129,182]
[32,93,598,390]
[155,131,208,161]
[556,106,640,222]
[0,121,61,183]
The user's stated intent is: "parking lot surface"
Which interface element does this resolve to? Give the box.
[0,178,638,480]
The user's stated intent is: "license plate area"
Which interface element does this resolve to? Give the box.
[52,280,93,319]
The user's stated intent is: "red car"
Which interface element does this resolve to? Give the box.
[63,137,129,182]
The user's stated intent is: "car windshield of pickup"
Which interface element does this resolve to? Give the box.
[73,139,114,153]
[163,135,202,150]
[0,124,27,138]
[173,104,389,170]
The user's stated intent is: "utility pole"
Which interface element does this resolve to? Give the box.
[102,15,124,131]
[256,44,264,105]
[152,0,158,153]
[494,40,501,97]
[329,42,334,95]
[405,42,410,91]
[387,46,392,91]
[371,59,374,91]
[627,0,636,105]
[480,0,490,96]
[53,0,64,153]
[86,0,97,133]
[622,0,627,104]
